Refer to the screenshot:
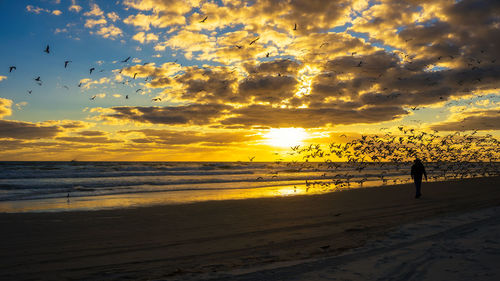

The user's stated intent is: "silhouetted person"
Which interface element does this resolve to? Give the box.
[411,158,427,198]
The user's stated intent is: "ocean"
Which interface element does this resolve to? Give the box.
[0,161,497,212]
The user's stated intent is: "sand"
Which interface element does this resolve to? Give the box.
[0,176,499,281]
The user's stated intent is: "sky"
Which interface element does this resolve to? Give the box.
[0,0,499,161]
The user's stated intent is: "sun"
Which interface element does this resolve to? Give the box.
[264,128,308,148]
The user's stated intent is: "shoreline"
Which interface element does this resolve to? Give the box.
[1,176,496,213]
[1,176,499,280]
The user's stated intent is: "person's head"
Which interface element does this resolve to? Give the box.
[414,158,421,164]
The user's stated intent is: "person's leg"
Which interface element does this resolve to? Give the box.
[415,177,422,198]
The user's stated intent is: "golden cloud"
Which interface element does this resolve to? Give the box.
[0,98,13,118]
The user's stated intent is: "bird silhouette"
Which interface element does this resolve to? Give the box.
[235,45,242,49]
[44,45,50,54]
[152,98,161,102]
[249,37,259,45]
[9,66,16,73]
[64,60,72,68]
[125,95,129,99]
[89,68,95,74]
[27,90,32,94]
[133,73,138,79]
[136,89,142,93]
[293,23,297,31]
[121,56,131,63]
[199,16,208,23]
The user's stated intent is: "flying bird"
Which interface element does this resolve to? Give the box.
[199,16,208,23]
[34,76,41,82]
[266,52,270,58]
[235,45,242,49]
[44,45,50,54]
[133,73,138,79]
[293,23,297,31]
[136,89,142,93]
[249,37,260,45]
[89,67,95,74]
[248,156,255,162]
[64,60,72,68]
[357,61,363,67]
[90,95,96,100]
[152,98,162,102]
[125,95,129,99]
[27,90,32,94]
[9,66,16,73]
[121,56,131,63]
[78,82,82,87]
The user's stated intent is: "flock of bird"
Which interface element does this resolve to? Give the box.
[279,127,500,190]
[252,128,499,191]
[4,45,154,101]
[4,19,304,102]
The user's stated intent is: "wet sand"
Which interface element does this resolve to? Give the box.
[1,176,499,280]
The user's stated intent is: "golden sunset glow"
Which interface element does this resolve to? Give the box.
[0,0,498,161]
[264,128,308,148]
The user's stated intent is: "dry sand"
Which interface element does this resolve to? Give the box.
[0,176,499,281]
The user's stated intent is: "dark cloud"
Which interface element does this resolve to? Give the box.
[244,59,300,75]
[59,121,88,129]
[174,67,240,103]
[0,120,61,139]
[77,130,107,136]
[120,129,261,145]
[56,137,122,143]
[238,75,298,104]
[221,104,408,128]
[102,104,231,125]
[0,139,26,150]
[430,110,500,131]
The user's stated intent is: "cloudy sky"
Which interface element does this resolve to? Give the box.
[0,0,499,161]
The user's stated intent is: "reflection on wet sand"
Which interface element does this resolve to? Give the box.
[0,185,323,213]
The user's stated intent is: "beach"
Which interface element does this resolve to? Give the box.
[1,176,499,280]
